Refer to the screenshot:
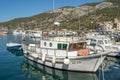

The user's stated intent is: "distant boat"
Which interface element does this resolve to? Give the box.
[13,30,26,35]
[0,30,8,35]
[6,42,22,50]
[28,30,42,38]
[86,34,120,58]
[23,36,110,72]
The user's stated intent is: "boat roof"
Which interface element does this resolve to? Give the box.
[41,37,86,43]
[86,35,110,40]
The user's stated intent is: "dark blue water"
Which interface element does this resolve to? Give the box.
[0,34,120,80]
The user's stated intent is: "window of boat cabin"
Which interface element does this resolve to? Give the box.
[104,40,108,44]
[105,39,111,44]
[90,39,96,45]
[97,40,104,44]
[68,42,86,51]
[44,42,46,46]
[57,43,67,50]
[49,43,52,47]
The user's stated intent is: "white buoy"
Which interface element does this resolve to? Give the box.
[52,56,56,63]
[64,58,70,65]
[42,53,46,62]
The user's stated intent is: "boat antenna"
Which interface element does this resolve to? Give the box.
[52,0,60,26]
[52,0,60,35]
[53,0,55,13]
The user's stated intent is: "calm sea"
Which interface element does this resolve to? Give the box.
[0,34,120,80]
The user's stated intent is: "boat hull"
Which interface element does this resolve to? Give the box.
[24,53,106,73]
[107,52,120,58]
[7,45,22,50]
[22,58,98,80]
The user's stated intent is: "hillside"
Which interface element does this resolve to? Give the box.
[0,0,120,31]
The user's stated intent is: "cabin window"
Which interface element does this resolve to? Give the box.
[104,40,108,44]
[69,44,76,51]
[98,40,103,44]
[63,44,67,50]
[49,43,52,47]
[58,44,61,49]
[68,42,86,51]
[90,39,96,45]
[57,43,67,50]
[44,42,46,46]
[77,43,86,49]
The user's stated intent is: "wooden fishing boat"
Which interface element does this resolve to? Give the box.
[23,37,110,72]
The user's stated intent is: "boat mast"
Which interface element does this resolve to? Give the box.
[53,0,60,36]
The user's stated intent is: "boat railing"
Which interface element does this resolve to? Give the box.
[41,36,86,42]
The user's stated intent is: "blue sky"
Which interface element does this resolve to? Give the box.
[0,0,103,22]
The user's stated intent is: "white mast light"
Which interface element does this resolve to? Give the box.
[54,22,60,26]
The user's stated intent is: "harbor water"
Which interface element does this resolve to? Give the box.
[0,34,120,80]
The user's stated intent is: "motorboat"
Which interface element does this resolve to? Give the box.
[86,35,120,57]
[6,42,22,50]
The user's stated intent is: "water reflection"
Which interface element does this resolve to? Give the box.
[7,48,23,56]
[103,57,120,80]
[21,58,100,80]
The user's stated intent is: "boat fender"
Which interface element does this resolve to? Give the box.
[24,50,27,54]
[97,50,101,54]
[42,53,46,62]
[64,57,69,65]
[52,56,56,63]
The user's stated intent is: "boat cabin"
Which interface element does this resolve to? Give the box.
[40,37,89,58]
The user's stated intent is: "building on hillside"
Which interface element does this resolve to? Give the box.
[95,18,120,33]
[113,18,120,30]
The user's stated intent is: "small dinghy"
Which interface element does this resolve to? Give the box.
[6,42,22,50]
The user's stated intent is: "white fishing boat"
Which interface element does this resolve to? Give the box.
[86,35,120,57]
[23,36,110,72]
[29,30,43,38]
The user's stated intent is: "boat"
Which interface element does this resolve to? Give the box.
[22,36,110,72]
[0,30,8,35]
[86,34,120,57]
[13,30,26,35]
[28,30,43,38]
[6,42,23,50]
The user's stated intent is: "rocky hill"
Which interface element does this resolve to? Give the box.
[0,0,119,31]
